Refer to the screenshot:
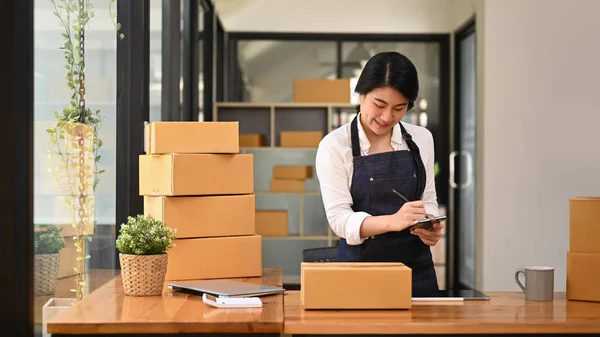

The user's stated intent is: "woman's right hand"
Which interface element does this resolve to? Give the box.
[389,201,426,231]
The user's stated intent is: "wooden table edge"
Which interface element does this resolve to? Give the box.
[283,321,600,335]
[49,322,284,335]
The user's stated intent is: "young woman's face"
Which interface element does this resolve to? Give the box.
[359,86,410,137]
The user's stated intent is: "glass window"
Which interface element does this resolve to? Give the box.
[149,0,204,122]
[341,41,440,126]
[34,0,118,334]
[236,40,337,102]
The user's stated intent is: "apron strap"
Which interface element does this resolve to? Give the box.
[350,114,426,199]
[350,116,361,158]
[398,122,426,200]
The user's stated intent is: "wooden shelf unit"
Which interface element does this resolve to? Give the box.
[214,102,357,147]
[214,102,345,283]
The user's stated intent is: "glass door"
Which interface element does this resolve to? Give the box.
[451,19,477,290]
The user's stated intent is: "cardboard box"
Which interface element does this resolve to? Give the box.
[144,194,255,238]
[270,179,306,192]
[255,210,288,237]
[273,165,313,180]
[166,235,262,281]
[567,252,600,302]
[570,197,600,254]
[145,121,239,154]
[240,134,266,147]
[293,79,351,103]
[280,131,323,148]
[139,154,254,196]
[300,262,412,309]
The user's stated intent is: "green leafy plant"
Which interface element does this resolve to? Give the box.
[116,215,177,256]
[45,0,124,301]
[34,225,67,255]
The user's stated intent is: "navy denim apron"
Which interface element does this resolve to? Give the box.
[336,115,439,297]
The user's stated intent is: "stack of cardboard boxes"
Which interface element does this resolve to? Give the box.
[270,165,313,193]
[567,197,600,302]
[253,165,314,238]
[140,121,262,282]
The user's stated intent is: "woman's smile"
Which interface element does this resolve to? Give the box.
[374,119,391,129]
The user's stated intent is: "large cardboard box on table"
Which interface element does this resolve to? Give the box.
[166,235,263,281]
[567,252,600,302]
[145,121,239,154]
[139,153,253,196]
[567,197,600,302]
[301,262,412,309]
[569,197,600,254]
[144,194,255,238]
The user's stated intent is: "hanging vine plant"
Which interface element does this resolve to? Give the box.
[46,0,123,301]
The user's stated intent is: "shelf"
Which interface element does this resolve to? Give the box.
[216,102,356,109]
[240,146,318,151]
[255,191,320,196]
[262,235,332,241]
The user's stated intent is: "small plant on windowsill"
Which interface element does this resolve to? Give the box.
[34,225,67,296]
[116,215,177,296]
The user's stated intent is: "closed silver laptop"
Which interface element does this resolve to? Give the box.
[168,279,286,298]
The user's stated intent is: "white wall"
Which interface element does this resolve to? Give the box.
[449,0,476,30]
[478,0,600,291]
[216,0,454,33]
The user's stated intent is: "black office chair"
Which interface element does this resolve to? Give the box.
[302,246,338,262]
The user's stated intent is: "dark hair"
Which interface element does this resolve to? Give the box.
[354,51,419,113]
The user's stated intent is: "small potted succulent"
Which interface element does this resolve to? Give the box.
[116,214,176,296]
[34,225,66,296]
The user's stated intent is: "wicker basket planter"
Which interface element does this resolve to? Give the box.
[119,253,168,296]
[34,253,61,296]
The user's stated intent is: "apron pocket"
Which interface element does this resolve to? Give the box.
[369,174,417,215]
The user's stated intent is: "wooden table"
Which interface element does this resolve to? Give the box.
[35,269,121,324]
[284,291,600,335]
[47,268,284,336]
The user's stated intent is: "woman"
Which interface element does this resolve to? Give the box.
[315,51,444,296]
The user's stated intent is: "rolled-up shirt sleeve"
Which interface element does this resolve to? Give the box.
[315,138,370,245]
[421,128,439,217]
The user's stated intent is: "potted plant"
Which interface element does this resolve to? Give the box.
[116,215,177,296]
[45,0,123,301]
[34,225,67,296]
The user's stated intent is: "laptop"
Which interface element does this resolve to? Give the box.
[168,279,286,298]
[412,289,490,301]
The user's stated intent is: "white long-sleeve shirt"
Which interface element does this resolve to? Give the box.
[315,115,439,245]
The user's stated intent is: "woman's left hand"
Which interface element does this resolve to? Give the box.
[410,222,443,246]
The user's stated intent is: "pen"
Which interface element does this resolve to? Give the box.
[392,189,410,203]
